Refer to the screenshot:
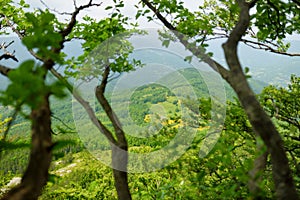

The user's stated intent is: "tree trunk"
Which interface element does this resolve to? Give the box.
[1,96,53,200]
[95,66,132,200]
[112,144,132,200]
[226,71,299,199]
[221,2,298,198]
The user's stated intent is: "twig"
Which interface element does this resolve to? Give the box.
[240,38,300,56]
[50,68,118,145]
[40,0,73,15]
[51,114,76,131]
[0,64,12,76]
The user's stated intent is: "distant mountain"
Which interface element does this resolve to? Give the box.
[207,39,300,86]
[0,37,82,90]
[1,36,299,93]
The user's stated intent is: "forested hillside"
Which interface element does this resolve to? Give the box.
[0,70,299,199]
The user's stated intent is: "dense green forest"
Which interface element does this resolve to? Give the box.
[0,0,300,199]
[1,73,299,199]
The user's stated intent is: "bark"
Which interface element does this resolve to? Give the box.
[52,64,131,199]
[112,144,132,200]
[227,71,298,199]
[95,66,132,200]
[0,3,103,199]
[1,96,53,200]
[222,2,298,199]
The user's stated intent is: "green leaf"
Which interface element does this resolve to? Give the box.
[184,55,193,63]
[105,6,113,10]
[136,10,142,19]
[244,67,250,74]
[1,60,47,109]
[162,39,170,48]
[111,13,118,18]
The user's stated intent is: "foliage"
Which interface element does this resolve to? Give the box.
[0,60,65,110]
[260,75,300,191]
[22,11,63,62]
[139,0,299,54]
[1,83,298,199]
[0,115,12,138]
[38,96,264,199]
[254,0,300,41]
[260,75,300,131]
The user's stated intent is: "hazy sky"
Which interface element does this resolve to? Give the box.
[24,0,202,28]
[23,0,299,40]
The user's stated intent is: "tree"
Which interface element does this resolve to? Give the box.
[0,0,143,199]
[0,1,103,199]
[261,75,300,132]
[260,75,300,189]
[138,0,299,199]
[1,0,299,199]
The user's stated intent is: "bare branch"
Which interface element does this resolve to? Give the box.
[204,35,228,42]
[211,29,300,57]
[0,41,19,62]
[73,0,78,9]
[0,52,18,62]
[108,72,122,82]
[241,38,300,56]
[59,1,103,38]
[40,0,73,15]
[51,114,76,132]
[0,64,13,76]
[0,41,14,49]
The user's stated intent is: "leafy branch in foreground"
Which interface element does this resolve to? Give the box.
[140,0,299,199]
[0,1,102,199]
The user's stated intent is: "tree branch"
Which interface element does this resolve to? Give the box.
[51,114,76,132]
[240,38,300,56]
[95,66,126,145]
[59,0,103,39]
[40,0,73,15]
[221,1,299,198]
[292,0,300,6]
[0,64,13,76]
[223,0,251,52]
[50,68,117,145]
[141,0,175,31]
[140,0,231,82]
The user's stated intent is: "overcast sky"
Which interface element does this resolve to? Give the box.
[23,0,201,29]
[22,0,299,41]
